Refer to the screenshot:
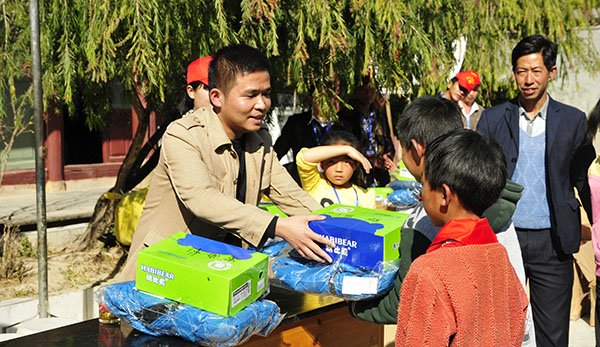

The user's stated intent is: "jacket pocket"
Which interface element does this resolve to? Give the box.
[208,172,225,192]
[142,229,170,248]
[567,196,581,210]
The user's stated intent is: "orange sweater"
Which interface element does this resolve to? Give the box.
[396,220,528,346]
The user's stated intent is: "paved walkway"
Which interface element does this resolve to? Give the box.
[0,184,113,227]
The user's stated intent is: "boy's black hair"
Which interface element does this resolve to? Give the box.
[424,129,507,216]
[511,34,557,71]
[395,96,463,149]
[208,44,271,94]
[322,130,365,187]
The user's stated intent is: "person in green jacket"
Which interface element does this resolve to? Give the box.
[349,96,535,346]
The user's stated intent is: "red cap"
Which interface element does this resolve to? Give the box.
[455,70,481,92]
[187,56,212,85]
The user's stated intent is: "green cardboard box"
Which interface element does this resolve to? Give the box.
[310,204,408,270]
[136,232,268,316]
[397,160,417,181]
[258,202,287,217]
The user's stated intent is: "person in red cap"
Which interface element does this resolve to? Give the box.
[456,70,483,130]
[440,74,466,102]
[439,70,483,130]
[177,56,213,115]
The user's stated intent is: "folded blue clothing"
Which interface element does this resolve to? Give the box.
[388,180,422,191]
[99,281,283,346]
[387,181,421,208]
[271,255,398,300]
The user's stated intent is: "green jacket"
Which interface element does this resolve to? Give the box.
[349,179,523,324]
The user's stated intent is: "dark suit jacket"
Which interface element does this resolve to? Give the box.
[477,96,593,254]
[274,110,344,184]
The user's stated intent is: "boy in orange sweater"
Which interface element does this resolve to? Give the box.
[396,129,528,346]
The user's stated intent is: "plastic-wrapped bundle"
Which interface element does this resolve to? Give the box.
[95,281,283,347]
[387,180,422,209]
[263,241,398,300]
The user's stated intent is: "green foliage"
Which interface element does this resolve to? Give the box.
[19,236,35,258]
[1,0,599,124]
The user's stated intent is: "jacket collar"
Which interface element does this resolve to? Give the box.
[504,94,560,154]
[545,95,561,154]
[194,107,264,152]
[426,218,498,253]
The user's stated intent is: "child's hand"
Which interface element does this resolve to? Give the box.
[375,152,397,171]
[347,147,372,173]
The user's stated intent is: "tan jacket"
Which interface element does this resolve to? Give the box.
[118,107,320,281]
[459,101,484,130]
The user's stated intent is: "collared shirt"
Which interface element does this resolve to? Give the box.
[518,97,549,137]
[311,116,328,128]
[458,101,480,128]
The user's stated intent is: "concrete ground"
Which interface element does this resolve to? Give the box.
[0,177,115,227]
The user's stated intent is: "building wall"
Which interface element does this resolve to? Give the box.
[549,25,600,149]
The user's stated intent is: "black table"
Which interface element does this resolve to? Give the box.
[0,286,382,346]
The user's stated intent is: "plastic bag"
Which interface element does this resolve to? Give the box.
[387,180,421,209]
[263,241,398,300]
[95,281,283,346]
[114,187,149,246]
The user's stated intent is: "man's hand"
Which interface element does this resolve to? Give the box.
[275,215,336,263]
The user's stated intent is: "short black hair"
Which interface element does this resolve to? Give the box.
[396,95,463,149]
[208,44,271,94]
[424,129,507,216]
[511,34,557,71]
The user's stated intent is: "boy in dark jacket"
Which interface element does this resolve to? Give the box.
[349,95,534,345]
[396,129,527,346]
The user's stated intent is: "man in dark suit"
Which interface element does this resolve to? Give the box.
[477,34,592,346]
[273,87,344,184]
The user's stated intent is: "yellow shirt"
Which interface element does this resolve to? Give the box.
[296,148,376,208]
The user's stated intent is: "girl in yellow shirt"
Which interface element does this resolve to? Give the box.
[296,131,376,208]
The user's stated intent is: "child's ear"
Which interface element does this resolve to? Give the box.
[410,139,426,159]
[186,85,196,99]
[440,184,453,206]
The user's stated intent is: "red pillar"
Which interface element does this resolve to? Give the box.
[44,104,64,182]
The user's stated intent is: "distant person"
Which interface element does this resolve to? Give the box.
[396,129,528,346]
[584,96,600,347]
[477,34,592,346]
[177,56,213,115]
[296,130,375,208]
[274,82,345,184]
[456,70,483,130]
[119,44,336,282]
[339,74,395,187]
[439,73,467,102]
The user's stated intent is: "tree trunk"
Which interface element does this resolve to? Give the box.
[72,89,151,250]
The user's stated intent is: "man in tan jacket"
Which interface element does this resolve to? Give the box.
[119,44,334,281]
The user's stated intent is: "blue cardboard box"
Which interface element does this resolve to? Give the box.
[309,204,409,270]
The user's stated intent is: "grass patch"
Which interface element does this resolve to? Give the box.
[0,225,32,282]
